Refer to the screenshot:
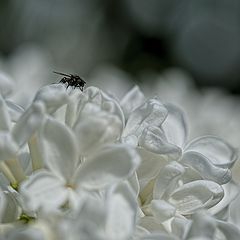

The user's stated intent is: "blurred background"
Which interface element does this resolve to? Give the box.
[1,0,240,180]
[1,0,240,91]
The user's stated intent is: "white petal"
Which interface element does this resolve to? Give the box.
[2,190,20,223]
[186,211,216,239]
[77,86,124,130]
[217,220,240,240]
[41,117,78,182]
[0,133,18,161]
[0,188,6,222]
[141,233,179,240]
[138,216,166,233]
[28,134,44,171]
[66,188,83,210]
[171,216,190,239]
[0,173,11,190]
[181,151,231,184]
[19,170,67,212]
[151,200,176,222]
[169,180,224,215]
[6,226,46,240]
[12,102,45,147]
[137,147,168,190]
[228,186,240,224]
[0,95,11,131]
[126,172,140,197]
[65,93,80,127]
[209,181,239,216]
[0,72,14,97]
[5,100,24,122]
[121,135,138,146]
[74,112,122,155]
[75,145,140,190]
[185,136,237,168]
[120,85,145,119]
[33,84,69,113]
[132,226,150,239]
[123,98,168,139]
[19,151,32,174]
[69,193,107,239]
[153,161,185,200]
[139,126,182,158]
[161,103,188,148]
[106,183,137,240]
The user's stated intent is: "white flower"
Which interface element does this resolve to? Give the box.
[138,161,224,235]
[19,85,140,213]
[119,86,238,235]
[137,101,236,185]
[0,68,239,240]
[181,136,237,185]
[121,85,145,119]
[36,85,124,155]
[0,92,45,185]
[59,182,138,240]
[185,211,240,240]
[122,97,168,148]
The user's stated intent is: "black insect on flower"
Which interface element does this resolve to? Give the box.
[53,71,86,91]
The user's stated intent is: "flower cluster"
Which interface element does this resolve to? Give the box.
[0,72,239,240]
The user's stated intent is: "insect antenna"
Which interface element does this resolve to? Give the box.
[53,71,71,77]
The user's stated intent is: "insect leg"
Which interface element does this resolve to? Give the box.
[60,77,67,83]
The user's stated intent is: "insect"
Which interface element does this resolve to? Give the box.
[53,71,86,91]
